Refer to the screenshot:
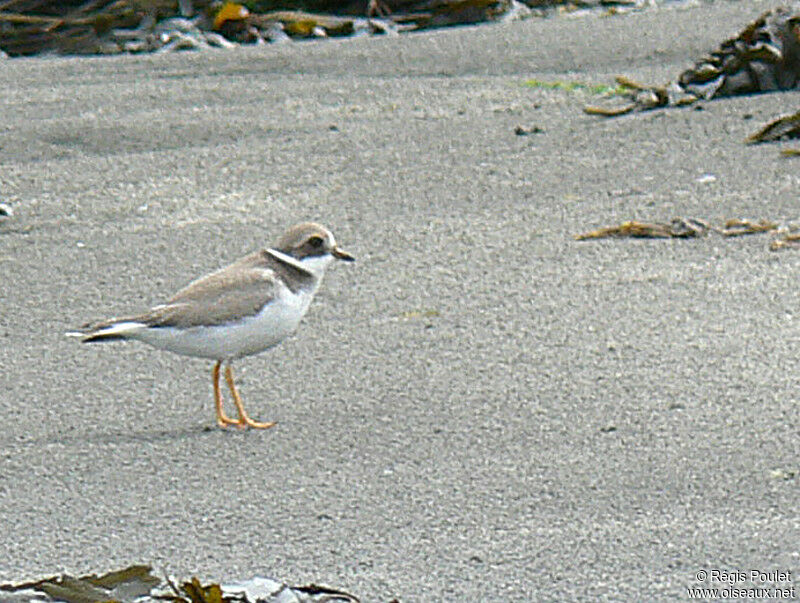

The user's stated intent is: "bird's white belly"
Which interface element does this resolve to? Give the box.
[132,289,313,360]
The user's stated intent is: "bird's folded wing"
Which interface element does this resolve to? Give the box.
[142,254,281,329]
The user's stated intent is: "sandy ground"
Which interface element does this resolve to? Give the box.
[1,0,798,599]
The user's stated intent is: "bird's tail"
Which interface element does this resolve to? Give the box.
[66,320,146,343]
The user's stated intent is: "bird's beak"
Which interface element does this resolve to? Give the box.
[332,246,355,262]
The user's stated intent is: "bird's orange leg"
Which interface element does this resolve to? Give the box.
[224,363,276,430]
[213,361,239,428]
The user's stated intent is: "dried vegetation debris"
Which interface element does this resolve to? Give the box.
[575,218,800,251]
[745,109,800,144]
[585,3,800,116]
[0,0,406,55]
[0,0,535,56]
[0,565,361,603]
[0,0,701,57]
[0,565,159,603]
[213,7,396,43]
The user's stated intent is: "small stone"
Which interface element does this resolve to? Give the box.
[770,468,797,480]
[514,125,543,136]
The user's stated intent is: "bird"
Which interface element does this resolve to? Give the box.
[68,222,355,430]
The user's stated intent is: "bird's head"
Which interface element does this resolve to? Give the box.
[274,222,355,275]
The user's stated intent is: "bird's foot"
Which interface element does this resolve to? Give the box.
[216,415,241,428]
[235,417,277,430]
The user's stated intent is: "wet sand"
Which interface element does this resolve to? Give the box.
[0,0,798,599]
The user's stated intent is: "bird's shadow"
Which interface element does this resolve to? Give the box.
[3,421,266,451]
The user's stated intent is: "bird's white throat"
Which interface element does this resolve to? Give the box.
[267,248,334,279]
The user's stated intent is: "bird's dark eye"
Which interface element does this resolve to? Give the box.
[308,236,324,248]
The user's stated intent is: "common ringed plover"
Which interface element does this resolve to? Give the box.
[68,222,355,429]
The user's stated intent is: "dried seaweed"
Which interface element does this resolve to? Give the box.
[770,231,800,250]
[719,218,778,236]
[0,0,533,55]
[574,218,712,240]
[746,110,800,143]
[0,566,363,603]
[0,565,161,603]
[575,218,782,243]
[585,4,800,116]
